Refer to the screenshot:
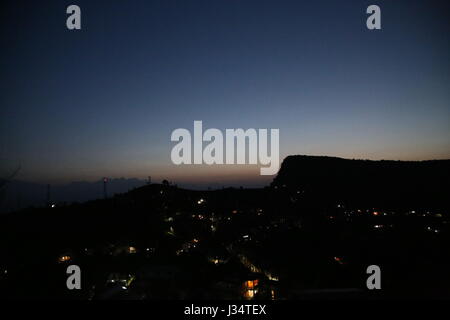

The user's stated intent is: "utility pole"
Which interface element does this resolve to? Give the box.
[103,177,108,199]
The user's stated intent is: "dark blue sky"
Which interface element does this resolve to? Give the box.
[1,0,449,186]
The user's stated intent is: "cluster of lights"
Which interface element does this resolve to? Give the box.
[333,256,345,265]
[426,226,440,234]
[58,255,71,263]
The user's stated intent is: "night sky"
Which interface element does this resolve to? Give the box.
[1,0,449,186]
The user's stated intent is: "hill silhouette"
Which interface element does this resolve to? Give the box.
[272,155,450,210]
[0,178,146,213]
[1,156,450,299]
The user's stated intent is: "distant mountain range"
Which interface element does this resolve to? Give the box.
[0,178,146,213]
[272,155,450,210]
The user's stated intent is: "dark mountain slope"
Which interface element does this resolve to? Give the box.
[271,155,450,209]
